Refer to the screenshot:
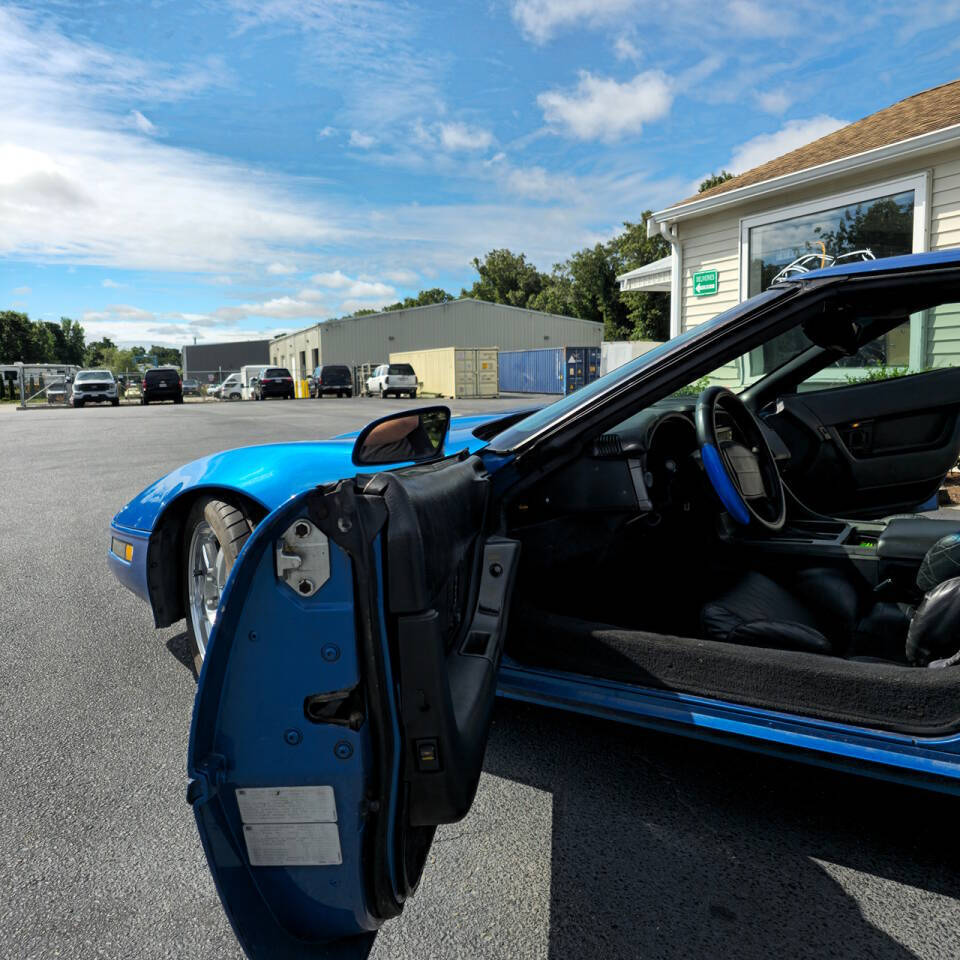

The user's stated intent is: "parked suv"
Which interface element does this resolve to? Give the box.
[311,364,353,398]
[253,367,295,400]
[141,367,183,405]
[182,378,201,397]
[366,363,418,398]
[71,369,119,407]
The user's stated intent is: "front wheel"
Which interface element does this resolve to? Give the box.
[379,386,386,399]
[183,496,255,672]
[111,398,120,407]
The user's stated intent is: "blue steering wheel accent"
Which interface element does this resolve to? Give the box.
[701,442,751,525]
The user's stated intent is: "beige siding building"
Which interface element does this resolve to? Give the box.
[638,80,960,376]
[269,298,603,381]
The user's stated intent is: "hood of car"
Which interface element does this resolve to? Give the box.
[111,409,522,532]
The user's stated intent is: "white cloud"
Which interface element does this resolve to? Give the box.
[340,296,396,314]
[384,268,419,285]
[308,271,395,299]
[538,70,673,141]
[512,0,635,44]
[267,262,298,275]
[317,125,336,138]
[83,303,156,326]
[727,0,793,37]
[101,278,122,288]
[0,7,340,273]
[213,296,327,322]
[728,115,846,173]
[438,122,494,152]
[310,270,353,289]
[129,109,158,135]
[503,165,575,201]
[754,88,792,114]
[613,35,641,62]
[349,130,377,149]
[411,120,495,153]
[12,285,31,295]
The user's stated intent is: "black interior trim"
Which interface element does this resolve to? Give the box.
[508,606,960,737]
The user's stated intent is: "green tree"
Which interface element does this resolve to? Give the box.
[699,170,735,193]
[0,310,35,362]
[365,287,457,315]
[147,344,182,367]
[534,243,628,339]
[59,318,87,365]
[461,249,547,307]
[609,214,671,341]
[85,336,117,366]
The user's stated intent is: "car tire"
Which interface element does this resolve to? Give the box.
[410,390,417,399]
[379,386,386,399]
[112,398,120,407]
[74,400,84,408]
[176,396,184,404]
[182,496,256,674]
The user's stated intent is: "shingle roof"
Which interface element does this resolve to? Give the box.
[677,78,960,206]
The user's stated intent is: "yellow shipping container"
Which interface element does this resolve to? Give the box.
[389,347,499,399]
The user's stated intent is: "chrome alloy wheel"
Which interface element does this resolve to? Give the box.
[188,519,227,661]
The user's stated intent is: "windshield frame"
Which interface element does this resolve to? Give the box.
[76,370,113,381]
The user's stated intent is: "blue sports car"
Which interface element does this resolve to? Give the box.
[110,250,960,958]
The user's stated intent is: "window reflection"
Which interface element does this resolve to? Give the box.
[747,190,915,374]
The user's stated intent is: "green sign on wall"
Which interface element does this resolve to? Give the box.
[693,269,718,297]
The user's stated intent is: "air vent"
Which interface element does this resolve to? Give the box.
[594,434,623,458]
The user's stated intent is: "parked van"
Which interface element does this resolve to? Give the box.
[240,365,268,400]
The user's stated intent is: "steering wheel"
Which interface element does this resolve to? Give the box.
[695,386,786,532]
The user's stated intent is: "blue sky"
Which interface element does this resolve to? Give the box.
[2,0,960,347]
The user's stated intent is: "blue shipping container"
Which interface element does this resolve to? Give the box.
[498,346,601,395]
[563,346,601,395]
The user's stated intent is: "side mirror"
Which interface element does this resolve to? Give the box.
[352,406,451,466]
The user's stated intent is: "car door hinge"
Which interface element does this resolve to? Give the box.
[275,518,331,597]
[303,687,366,730]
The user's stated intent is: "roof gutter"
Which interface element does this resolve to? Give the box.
[652,121,960,224]
[655,220,683,338]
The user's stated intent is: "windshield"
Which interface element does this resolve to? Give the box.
[265,368,290,377]
[489,287,789,449]
[76,370,112,380]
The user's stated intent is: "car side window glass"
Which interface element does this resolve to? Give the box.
[798,303,960,393]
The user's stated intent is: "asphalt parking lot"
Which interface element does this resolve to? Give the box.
[2,397,960,960]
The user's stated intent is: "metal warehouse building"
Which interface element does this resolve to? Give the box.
[182,339,271,381]
[268,298,603,381]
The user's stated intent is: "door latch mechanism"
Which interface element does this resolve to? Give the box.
[276,518,331,597]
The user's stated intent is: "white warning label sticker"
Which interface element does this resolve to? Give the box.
[243,822,343,867]
[235,786,337,824]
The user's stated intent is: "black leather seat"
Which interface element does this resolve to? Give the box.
[702,533,960,664]
[701,568,859,656]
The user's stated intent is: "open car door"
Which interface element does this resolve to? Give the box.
[187,456,519,958]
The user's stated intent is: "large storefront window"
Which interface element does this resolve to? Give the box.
[746,190,916,296]
[744,183,920,376]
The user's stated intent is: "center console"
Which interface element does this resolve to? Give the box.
[735,516,960,590]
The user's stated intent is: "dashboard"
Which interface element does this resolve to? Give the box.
[509,403,705,522]
[508,397,792,526]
